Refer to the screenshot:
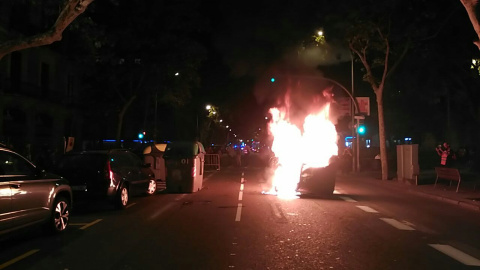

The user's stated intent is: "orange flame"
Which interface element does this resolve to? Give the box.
[267,103,338,198]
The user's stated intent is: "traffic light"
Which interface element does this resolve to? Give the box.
[270,77,276,83]
[357,125,366,135]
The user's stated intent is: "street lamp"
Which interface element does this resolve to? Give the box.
[314,29,357,171]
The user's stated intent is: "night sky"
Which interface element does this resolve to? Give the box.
[194,0,478,142]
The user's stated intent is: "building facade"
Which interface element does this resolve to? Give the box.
[0,48,82,161]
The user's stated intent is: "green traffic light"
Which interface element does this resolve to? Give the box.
[357,125,366,135]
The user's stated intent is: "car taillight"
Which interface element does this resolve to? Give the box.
[107,160,115,187]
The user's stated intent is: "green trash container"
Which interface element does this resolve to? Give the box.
[164,141,206,193]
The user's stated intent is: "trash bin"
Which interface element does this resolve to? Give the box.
[163,141,206,193]
[143,143,168,182]
[297,157,338,195]
[144,143,168,190]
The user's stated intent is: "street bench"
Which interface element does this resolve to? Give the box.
[434,167,461,192]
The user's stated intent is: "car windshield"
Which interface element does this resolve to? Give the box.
[55,153,106,172]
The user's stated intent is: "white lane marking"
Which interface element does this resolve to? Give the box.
[204,171,218,181]
[0,249,39,269]
[150,202,175,220]
[340,196,357,202]
[240,183,244,191]
[429,244,480,266]
[238,191,243,201]
[126,202,137,209]
[356,205,379,213]
[380,218,415,231]
[80,219,103,230]
[235,203,243,221]
[175,194,187,201]
[270,202,282,219]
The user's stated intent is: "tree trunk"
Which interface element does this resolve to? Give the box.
[460,0,480,50]
[116,95,137,141]
[376,90,389,180]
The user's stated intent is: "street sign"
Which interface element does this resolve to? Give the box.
[356,97,370,116]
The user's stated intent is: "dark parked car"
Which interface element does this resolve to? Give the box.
[0,147,72,236]
[53,149,156,209]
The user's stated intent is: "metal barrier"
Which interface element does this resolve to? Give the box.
[205,154,221,170]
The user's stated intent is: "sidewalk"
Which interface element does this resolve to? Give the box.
[348,170,480,212]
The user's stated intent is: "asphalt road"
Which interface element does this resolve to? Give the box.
[1,167,480,270]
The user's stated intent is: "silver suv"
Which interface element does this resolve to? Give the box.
[0,147,72,235]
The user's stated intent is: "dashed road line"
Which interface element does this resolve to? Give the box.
[126,202,137,209]
[175,194,188,201]
[429,244,480,266]
[79,219,103,230]
[270,202,282,219]
[380,218,415,231]
[235,203,243,221]
[356,205,379,213]
[0,249,39,270]
[150,202,175,220]
[340,196,357,202]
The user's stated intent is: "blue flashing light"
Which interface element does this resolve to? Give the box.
[270,77,275,82]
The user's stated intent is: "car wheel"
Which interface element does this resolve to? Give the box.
[115,185,129,209]
[46,196,70,233]
[146,179,157,195]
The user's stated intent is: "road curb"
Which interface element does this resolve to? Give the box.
[406,188,480,212]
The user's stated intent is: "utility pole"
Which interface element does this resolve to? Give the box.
[354,115,365,172]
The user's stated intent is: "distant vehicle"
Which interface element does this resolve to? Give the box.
[0,147,72,236]
[53,149,156,209]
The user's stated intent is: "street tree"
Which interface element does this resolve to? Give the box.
[0,0,95,60]
[323,0,442,180]
[82,0,207,141]
[460,0,480,50]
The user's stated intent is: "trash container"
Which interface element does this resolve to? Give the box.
[163,141,206,193]
[144,143,168,190]
[297,157,338,195]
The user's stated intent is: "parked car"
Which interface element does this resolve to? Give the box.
[0,147,72,236]
[53,149,156,209]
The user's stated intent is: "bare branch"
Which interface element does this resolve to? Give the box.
[0,0,95,60]
[460,0,480,50]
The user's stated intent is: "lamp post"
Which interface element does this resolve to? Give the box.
[321,77,361,172]
[313,30,358,171]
